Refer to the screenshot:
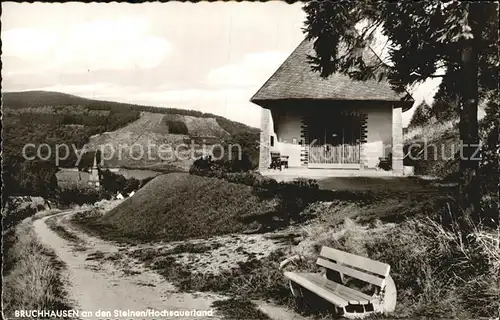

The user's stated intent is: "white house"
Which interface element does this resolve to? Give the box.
[251,39,413,175]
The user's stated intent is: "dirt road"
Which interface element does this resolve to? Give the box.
[32,211,225,320]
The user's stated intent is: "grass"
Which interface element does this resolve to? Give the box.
[317,176,439,193]
[2,220,72,317]
[167,242,222,254]
[45,216,81,243]
[86,251,106,261]
[66,167,497,319]
[72,172,278,243]
[290,212,500,319]
[212,299,272,320]
[129,245,305,306]
[124,183,498,319]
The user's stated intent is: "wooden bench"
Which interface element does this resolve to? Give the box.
[269,152,289,170]
[280,246,396,319]
[377,153,392,171]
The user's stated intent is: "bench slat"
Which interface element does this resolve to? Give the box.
[284,272,349,307]
[317,257,386,288]
[319,247,390,277]
[300,273,374,305]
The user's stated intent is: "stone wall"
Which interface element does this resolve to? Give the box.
[259,108,271,171]
[392,106,404,175]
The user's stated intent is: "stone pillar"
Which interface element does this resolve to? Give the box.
[259,108,271,172]
[392,106,404,176]
[359,113,368,169]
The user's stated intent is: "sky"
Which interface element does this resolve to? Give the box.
[2,1,442,128]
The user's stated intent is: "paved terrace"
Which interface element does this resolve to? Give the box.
[261,168,398,181]
[260,168,441,193]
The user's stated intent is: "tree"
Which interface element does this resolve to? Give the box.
[408,101,433,128]
[303,1,498,219]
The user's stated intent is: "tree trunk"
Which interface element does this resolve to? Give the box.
[458,6,481,221]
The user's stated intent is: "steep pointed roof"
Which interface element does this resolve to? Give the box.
[251,38,412,110]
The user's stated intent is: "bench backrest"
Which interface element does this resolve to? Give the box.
[316,246,390,288]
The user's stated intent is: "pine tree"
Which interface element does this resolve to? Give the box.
[408,101,433,128]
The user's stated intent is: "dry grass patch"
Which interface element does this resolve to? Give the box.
[2,221,71,317]
[287,211,500,319]
[45,216,81,243]
[212,298,272,320]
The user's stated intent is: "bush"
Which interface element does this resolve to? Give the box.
[139,176,155,188]
[408,101,433,128]
[57,187,112,207]
[1,199,44,230]
[254,178,320,223]
[165,120,189,134]
[2,157,59,200]
[190,157,322,224]
[100,170,150,195]
[189,156,254,177]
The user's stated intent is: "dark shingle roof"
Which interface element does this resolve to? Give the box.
[251,38,412,107]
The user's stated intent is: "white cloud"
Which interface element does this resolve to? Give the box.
[54,17,171,72]
[411,77,442,105]
[2,17,172,74]
[128,87,254,104]
[403,77,442,126]
[2,28,59,59]
[207,51,288,87]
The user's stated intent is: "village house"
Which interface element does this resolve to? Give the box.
[251,39,413,176]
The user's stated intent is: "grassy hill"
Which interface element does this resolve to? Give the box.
[85,112,230,171]
[74,173,277,242]
[2,91,259,197]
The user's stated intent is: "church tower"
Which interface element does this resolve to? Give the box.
[88,153,100,188]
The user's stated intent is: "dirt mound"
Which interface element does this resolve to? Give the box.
[92,173,277,242]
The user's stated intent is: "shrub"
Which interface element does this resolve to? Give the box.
[165,120,189,134]
[189,156,254,177]
[190,157,321,224]
[57,187,112,207]
[253,178,320,223]
[139,176,155,188]
[408,101,433,128]
[100,170,150,195]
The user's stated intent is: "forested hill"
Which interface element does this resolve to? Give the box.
[3,91,257,136]
[2,91,259,198]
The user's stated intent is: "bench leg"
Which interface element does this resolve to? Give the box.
[342,307,372,319]
[373,274,397,314]
[289,280,303,298]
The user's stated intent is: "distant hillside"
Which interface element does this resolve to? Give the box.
[2,91,259,197]
[2,91,258,135]
[86,112,231,171]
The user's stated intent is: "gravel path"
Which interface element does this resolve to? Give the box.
[33,210,223,320]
